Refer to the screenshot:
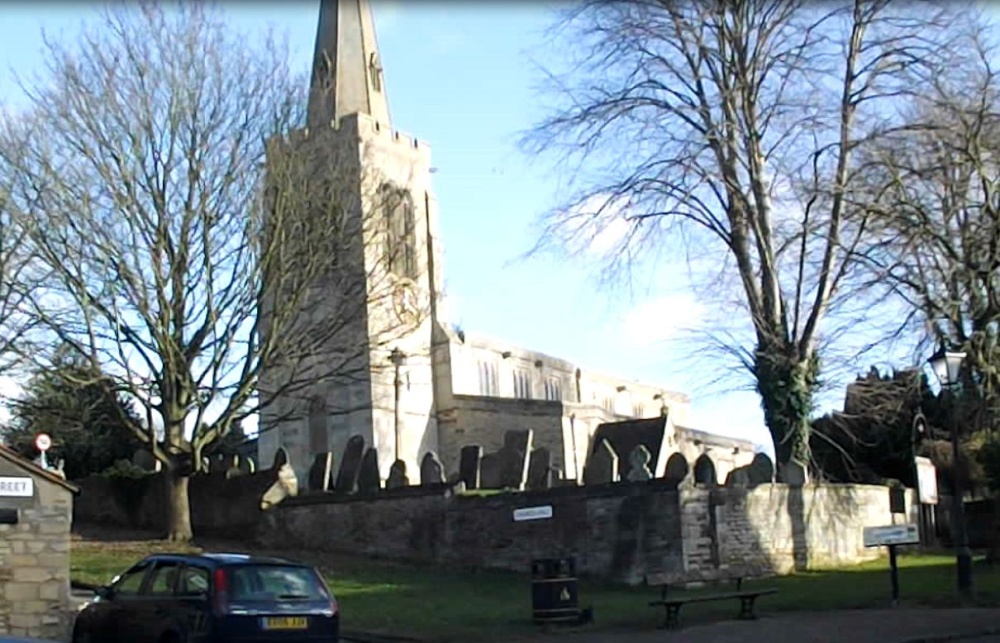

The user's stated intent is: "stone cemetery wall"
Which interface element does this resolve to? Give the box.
[255,478,914,585]
[256,480,687,583]
[73,465,279,538]
[680,483,919,582]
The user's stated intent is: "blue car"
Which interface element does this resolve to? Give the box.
[71,552,340,643]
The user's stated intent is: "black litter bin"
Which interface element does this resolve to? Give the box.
[531,557,580,624]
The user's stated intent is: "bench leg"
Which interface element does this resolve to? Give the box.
[738,596,757,620]
[659,604,682,629]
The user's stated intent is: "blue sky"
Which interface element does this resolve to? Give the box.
[2,0,948,456]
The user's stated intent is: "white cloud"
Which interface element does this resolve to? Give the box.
[620,293,705,348]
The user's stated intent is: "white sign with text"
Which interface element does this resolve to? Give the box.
[513,505,553,522]
[0,477,34,498]
[863,523,919,547]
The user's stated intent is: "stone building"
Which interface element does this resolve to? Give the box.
[0,444,78,640]
[258,0,757,486]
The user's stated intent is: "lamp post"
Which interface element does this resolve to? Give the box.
[927,345,973,598]
[389,347,407,463]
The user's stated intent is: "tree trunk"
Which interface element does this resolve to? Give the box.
[755,343,818,470]
[165,470,193,542]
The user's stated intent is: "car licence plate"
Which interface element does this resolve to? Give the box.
[262,616,308,630]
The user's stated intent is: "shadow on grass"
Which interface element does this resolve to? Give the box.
[70,531,1000,643]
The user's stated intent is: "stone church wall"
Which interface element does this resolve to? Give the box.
[437,395,567,476]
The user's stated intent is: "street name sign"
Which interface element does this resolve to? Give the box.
[513,505,553,522]
[0,476,34,497]
[863,523,919,548]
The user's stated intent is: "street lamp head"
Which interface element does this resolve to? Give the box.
[928,344,967,388]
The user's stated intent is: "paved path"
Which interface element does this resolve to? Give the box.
[508,608,1000,643]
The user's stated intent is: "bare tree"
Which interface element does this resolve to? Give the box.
[857,21,1000,430]
[0,3,418,540]
[0,155,42,380]
[522,0,961,470]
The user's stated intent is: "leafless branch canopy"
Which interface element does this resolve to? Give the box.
[855,19,1000,423]
[0,3,418,471]
[523,0,968,464]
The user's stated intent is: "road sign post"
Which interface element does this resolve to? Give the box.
[863,524,920,606]
[33,433,52,470]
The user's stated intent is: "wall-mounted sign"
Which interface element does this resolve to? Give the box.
[0,476,33,498]
[513,505,553,522]
[915,456,938,505]
[863,523,919,548]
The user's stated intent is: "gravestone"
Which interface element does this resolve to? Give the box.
[420,451,445,485]
[724,466,751,487]
[335,435,365,493]
[479,451,503,489]
[459,445,482,489]
[308,452,335,492]
[662,453,689,489]
[626,445,653,482]
[225,456,246,480]
[526,447,552,491]
[693,454,717,486]
[386,459,409,489]
[357,448,382,496]
[583,439,619,485]
[477,430,533,490]
[272,446,290,471]
[778,461,807,487]
[747,453,774,486]
[499,429,533,490]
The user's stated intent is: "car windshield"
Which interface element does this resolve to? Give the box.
[227,565,328,602]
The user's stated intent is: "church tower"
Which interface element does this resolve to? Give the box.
[258,0,445,487]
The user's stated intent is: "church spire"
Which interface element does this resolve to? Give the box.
[307,0,391,129]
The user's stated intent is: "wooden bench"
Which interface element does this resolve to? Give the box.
[645,574,778,629]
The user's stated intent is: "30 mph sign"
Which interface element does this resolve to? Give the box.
[34,433,52,453]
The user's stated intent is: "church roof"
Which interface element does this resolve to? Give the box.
[307,0,391,130]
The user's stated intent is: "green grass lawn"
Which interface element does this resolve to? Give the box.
[70,537,1000,643]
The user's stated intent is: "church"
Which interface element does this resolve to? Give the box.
[257,0,756,488]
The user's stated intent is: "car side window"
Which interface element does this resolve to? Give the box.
[112,562,150,597]
[177,565,210,598]
[146,562,180,597]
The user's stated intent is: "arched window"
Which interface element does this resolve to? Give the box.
[478,360,499,396]
[380,184,417,279]
[513,369,531,399]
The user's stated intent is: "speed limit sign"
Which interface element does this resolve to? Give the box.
[34,433,52,453]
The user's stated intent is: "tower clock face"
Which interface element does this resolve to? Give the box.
[393,279,421,324]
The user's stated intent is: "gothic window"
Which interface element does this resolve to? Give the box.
[632,403,645,418]
[478,360,499,396]
[544,377,562,401]
[513,369,531,399]
[381,184,417,279]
